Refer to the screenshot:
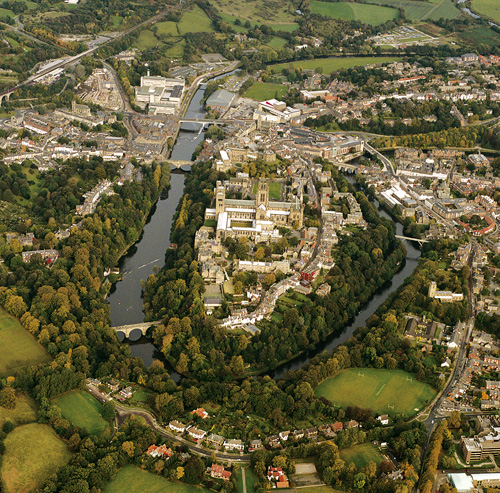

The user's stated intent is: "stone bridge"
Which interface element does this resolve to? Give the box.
[0,91,13,105]
[113,321,162,340]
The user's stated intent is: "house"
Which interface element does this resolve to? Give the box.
[292,429,305,439]
[147,444,173,459]
[266,435,281,447]
[187,426,207,442]
[306,427,318,438]
[378,415,389,425]
[331,422,343,432]
[206,433,225,448]
[169,420,186,433]
[279,430,290,442]
[119,386,134,399]
[223,439,244,452]
[267,466,290,488]
[211,464,232,481]
[345,420,359,429]
[107,379,119,392]
[192,408,209,420]
[249,439,263,452]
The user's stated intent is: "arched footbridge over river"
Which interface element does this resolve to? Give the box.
[113,321,161,342]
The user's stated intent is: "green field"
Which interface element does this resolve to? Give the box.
[315,368,436,415]
[0,8,14,18]
[310,1,399,25]
[340,443,385,468]
[252,181,281,199]
[134,29,161,50]
[213,0,296,25]
[269,56,399,75]
[268,36,287,49]
[459,26,500,47]
[105,466,209,493]
[244,82,288,100]
[364,0,461,20]
[1,423,71,493]
[178,5,214,34]
[0,308,51,375]
[156,20,179,36]
[53,391,108,435]
[471,0,500,24]
[0,393,36,427]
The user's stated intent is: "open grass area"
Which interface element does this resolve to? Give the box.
[111,15,123,28]
[53,391,108,435]
[156,20,179,36]
[458,26,500,47]
[268,36,287,49]
[244,82,288,100]
[244,467,259,493]
[0,308,51,376]
[269,56,400,74]
[298,488,345,493]
[134,29,161,50]
[0,8,14,18]
[365,0,460,20]
[252,181,281,199]
[178,5,214,34]
[315,368,436,416]
[340,443,384,468]
[471,0,500,24]
[310,1,399,25]
[213,0,296,25]
[104,466,209,493]
[1,423,71,493]
[0,393,36,427]
[129,388,151,404]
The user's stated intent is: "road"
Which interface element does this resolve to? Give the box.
[86,383,250,463]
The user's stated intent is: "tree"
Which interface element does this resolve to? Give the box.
[176,467,185,480]
[122,441,135,457]
[101,401,115,421]
[0,387,16,409]
[254,247,265,261]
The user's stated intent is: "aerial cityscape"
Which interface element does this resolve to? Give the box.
[2,0,500,491]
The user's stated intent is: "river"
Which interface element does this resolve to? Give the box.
[108,79,422,380]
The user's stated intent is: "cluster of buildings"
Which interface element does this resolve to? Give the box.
[134,73,185,115]
[76,68,122,111]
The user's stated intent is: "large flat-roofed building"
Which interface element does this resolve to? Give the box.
[135,73,185,115]
[205,180,303,243]
[205,89,235,114]
[461,430,500,463]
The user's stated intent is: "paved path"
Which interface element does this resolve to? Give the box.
[241,467,247,493]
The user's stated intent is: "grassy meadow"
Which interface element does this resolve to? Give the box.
[244,82,288,101]
[53,391,109,435]
[315,368,436,415]
[340,443,385,468]
[104,466,209,493]
[310,1,399,25]
[1,423,71,493]
[0,394,36,427]
[0,308,51,376]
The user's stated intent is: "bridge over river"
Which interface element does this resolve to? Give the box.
[113,321,162,341]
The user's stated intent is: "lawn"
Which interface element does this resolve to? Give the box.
[129,388,151,404]
[244,82,288,100]
[104,465,209,493]
[269,56,400,75]
[252,181,281,198]
[244,467,259,493]
[0,308,51,375]
[340,443,384,468]
[178,5,214,34]
[53,391,108,435]
[471,0,500,24]
[423,355,438,368]
[315,368,436,416]
[156,20,179,36]
[1,423,72,493]
[310,1,399,25]
[0,393,36,426]
[268,36,287,49]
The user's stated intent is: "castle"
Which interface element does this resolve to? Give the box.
[205,180,303,242]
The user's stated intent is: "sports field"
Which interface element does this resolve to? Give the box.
[244,82,288,101]
[53,391,108,435]
[269,56,400,75]
[310,1,399,25]
[340,443,384,468]
[315,368,436,415]
[471,0,500,24]
[104,466,209,493]
[0,308,51,375]
[1,423,71,493]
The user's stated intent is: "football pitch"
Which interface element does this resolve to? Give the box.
[315,368,436,415]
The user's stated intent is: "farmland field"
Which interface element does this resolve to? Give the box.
[155,20,178,36]
[244,82,288,101]
[459,26,500,47]
[269,56,399,74]
[471,0,500,24]
[315,368,436,415]
[310,1,399,25]
[1,423,71,493]
[213,0,296,24]
[53,391,108,435]
[0,308,51,375]
[364,0,461,20]
[104,466,209,493]
[340,443,385,468]
[133,29,161,50]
